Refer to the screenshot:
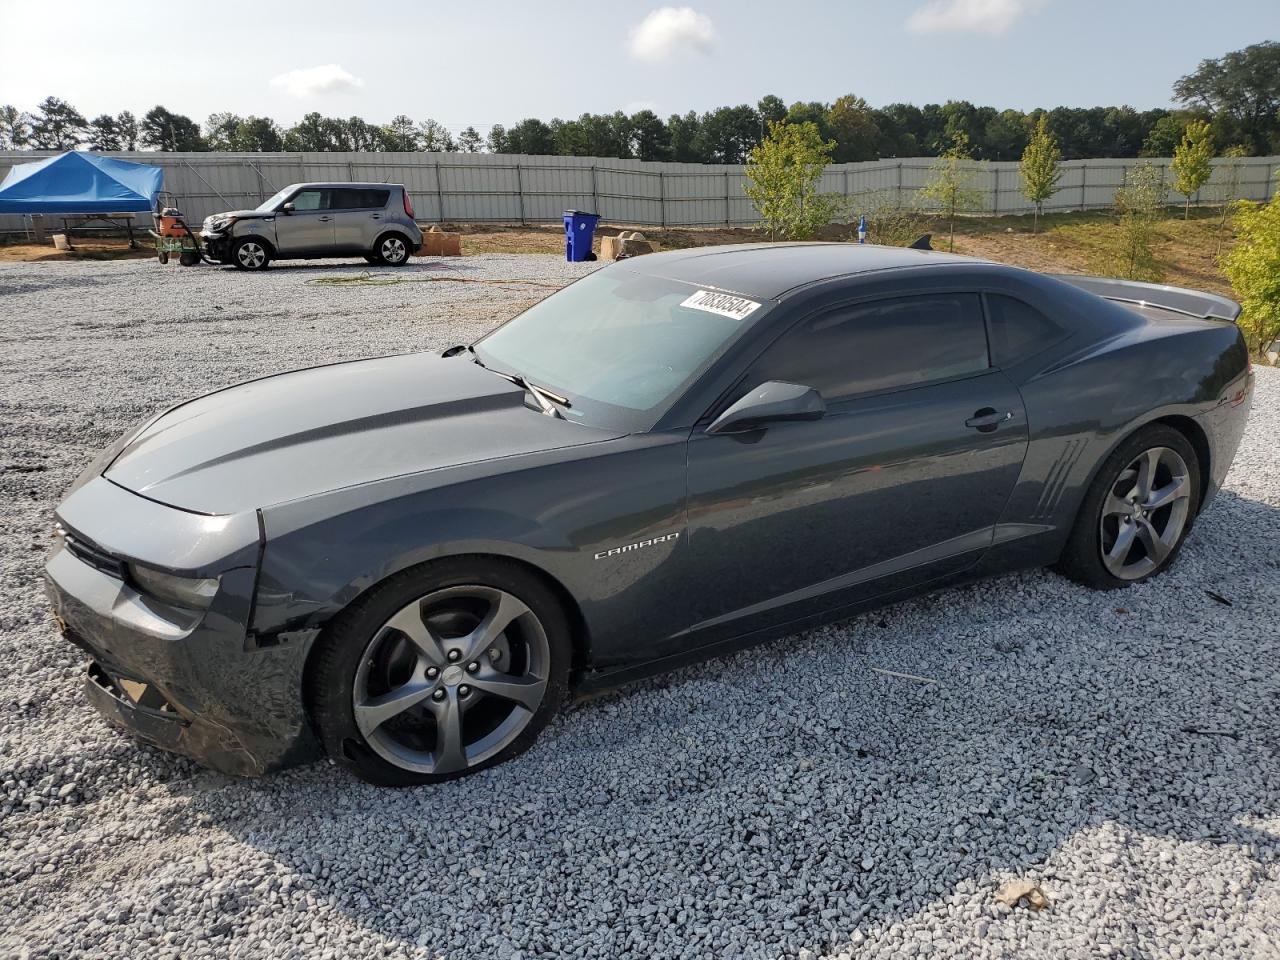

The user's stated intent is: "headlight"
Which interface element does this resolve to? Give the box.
[210,217,236,232]
[128,563,219,610]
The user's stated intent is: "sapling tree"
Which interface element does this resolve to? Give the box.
[920,133,984,251]
[1019,115,1062,232]
[1170,119,1215,219]
[744,120,843,241]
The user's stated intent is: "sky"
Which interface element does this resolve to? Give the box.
[1,0,1276,136]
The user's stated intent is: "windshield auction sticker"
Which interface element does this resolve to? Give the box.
[680,289,761,321]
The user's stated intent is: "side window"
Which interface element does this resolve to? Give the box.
[985,294,1063,367]
[332,188,389,210]
[288,189,327,211]
[748,294,989,401]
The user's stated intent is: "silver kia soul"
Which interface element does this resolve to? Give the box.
[200,182,424,270]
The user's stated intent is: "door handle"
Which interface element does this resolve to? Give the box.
[370,213,382,219]
[965,408,1013,432]
[318,216,333,222]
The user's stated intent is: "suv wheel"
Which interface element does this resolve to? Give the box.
[232,238,271,271]
[374,233,411,267]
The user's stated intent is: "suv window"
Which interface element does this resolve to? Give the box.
[332,188,390,210]
[288,189,328,211]
[985,294,1063,366]
[748,294,989,401]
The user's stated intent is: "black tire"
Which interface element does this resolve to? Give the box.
[178,250,199,267]
[1056,424,1200,590]
[372,232,412,266]
[231,237,271,271]
[158,251,170,265]
[308,557,571,786]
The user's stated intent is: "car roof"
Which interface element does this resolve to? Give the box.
[283,182,401,191]
[622,242,992,300]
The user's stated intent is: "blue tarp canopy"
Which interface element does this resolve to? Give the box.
[0,152,163,214]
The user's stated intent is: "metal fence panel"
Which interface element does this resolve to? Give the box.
[1,150,1276,235]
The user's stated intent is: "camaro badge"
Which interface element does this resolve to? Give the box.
[594,532,681,560]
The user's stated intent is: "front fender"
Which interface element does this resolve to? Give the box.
[248,434,691,670]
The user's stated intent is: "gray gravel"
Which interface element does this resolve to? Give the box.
[2,255,1279,960]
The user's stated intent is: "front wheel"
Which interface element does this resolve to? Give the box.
[1056,425,1200,589]
[309,559,570,786]
[231,238,270,271]
[373,232,411,266]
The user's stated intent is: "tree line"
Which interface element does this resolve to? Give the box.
[1,42,1276,162]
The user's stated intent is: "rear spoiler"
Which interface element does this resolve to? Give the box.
[1049,274,1242,322]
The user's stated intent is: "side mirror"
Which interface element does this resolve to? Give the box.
[706,381,826,435]
[281,202,295,214]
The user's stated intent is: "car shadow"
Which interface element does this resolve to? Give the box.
[182,488,1280,956]
[213,258,487,275]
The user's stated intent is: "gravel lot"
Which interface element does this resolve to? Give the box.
[1,255,1278,960]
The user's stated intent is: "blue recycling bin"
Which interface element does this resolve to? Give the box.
[563,210,599,262]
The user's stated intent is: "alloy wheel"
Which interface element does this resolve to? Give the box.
[381,237,407,263]
[236,241,266,269]
[1098,446,1191,580]
[352,585,549,775]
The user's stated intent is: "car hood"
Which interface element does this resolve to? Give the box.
[104,355,621,515]
[206,209,270,222]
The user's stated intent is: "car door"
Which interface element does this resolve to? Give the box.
[330,187,390,253]
[682,291,1028,644]
[272,188,334,256]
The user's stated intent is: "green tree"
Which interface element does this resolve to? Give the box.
[116,111,139,151]
[826,94,881,162]
[0,105,29,148]
[28,97,87,149]
[417,119,456,152]
[283,112,343,151]
[630,109,670,161]
[457,126,482,153]
[1174,42,1280,155]
[1019,115,1062,231]
[1222,185,1280,356]
[87,114,121,151]
[204,112,244,151]
[667,112,703,162]
[1112,162,1168,281]
[381,114,418,151]
[757,94,787,128]
[920,134,984,251]
[141,106,203,150]
[1170,119,1215,218]
[486,124,509,153]
[744,120,841,241]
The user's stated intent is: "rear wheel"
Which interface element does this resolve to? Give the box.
[231,238,270,271]
[373,232,411,266]
[309,559,570,786]
[1056,425,1200,589]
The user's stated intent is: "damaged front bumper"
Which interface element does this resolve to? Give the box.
[199,231,233,263]
[44,478,321,777]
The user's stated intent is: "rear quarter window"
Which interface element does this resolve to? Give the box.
[984,294,1064,367]
[332,188,391,210]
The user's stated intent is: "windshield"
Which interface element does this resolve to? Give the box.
[254,187,294,212]
[472,269,765,432]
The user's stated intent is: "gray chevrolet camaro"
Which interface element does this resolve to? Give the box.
[45,243,1254,786]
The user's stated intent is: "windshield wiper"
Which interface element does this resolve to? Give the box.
[475,362,569,418]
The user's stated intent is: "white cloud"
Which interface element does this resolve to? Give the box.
[270,64,365,98]
[628,7,715,62]
[906,0,1046,36]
